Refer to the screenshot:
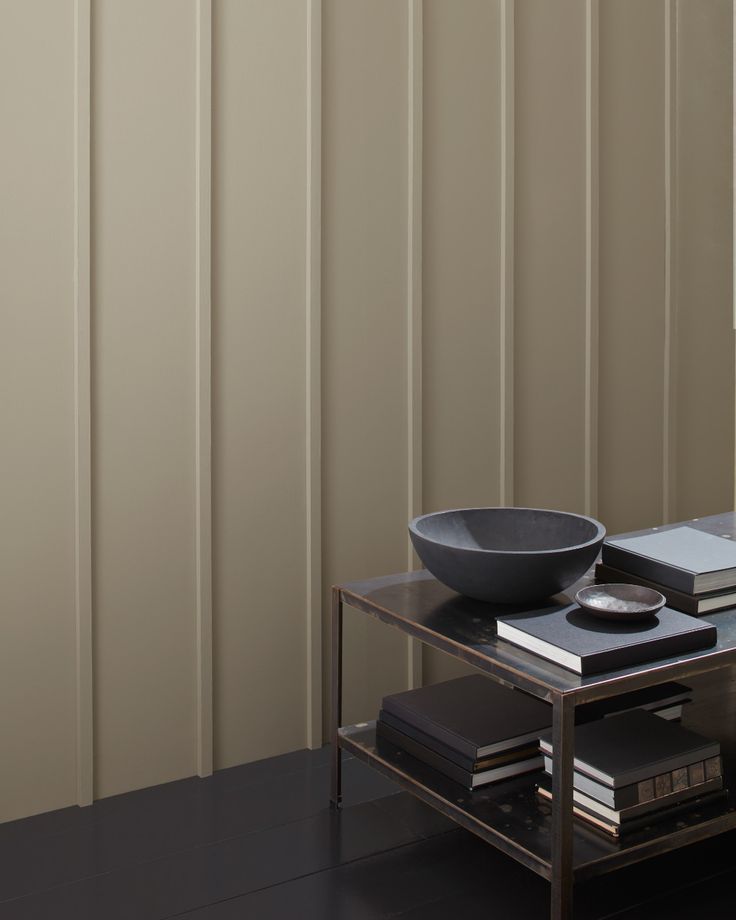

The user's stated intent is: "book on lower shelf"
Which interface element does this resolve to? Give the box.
[377,675,552,789]
[601,512,736,595]
[495,602,716,675]
[537,709,725,837]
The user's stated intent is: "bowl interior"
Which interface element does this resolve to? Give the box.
[413,508,602,553]
[576,583,666,615]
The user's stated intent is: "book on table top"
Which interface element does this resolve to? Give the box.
[495,601,716,675]
[376,720,542,790]
[535,783,727,838]
[575,681,691,723]
[536,773,723,825]
[602,512,736,594]
[595,562,736,615]
[539,709,720,788]
[381,675,552,761]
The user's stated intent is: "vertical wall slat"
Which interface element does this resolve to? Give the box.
[663,0,677,524]
[74,0,94,808]
[500,0,515,508]
[597,0,667,535]
[407,0,423,689]
[514,0,588,514]
[322,0,411,724]
[195,0,213,778]
[584,0,599,519]
[421,0,504,686]
[673,0,734,519]
[306,0,323,749]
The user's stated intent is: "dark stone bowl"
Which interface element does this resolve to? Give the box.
[409,507,606,605]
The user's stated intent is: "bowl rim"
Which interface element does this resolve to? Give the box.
[408,506,606,556]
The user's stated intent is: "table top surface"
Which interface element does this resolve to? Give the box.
[337,569,736,703]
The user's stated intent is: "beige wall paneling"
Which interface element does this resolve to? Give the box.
[514,0,588,512]
[597,1,668,534]
[195,0,213,777]
[92,0,198,797]
[674,0,735,520]
[421,0,505,685]
[74,0,94,806]
[322,0,412,726]
[213,0,309,768]
[406,0,423,690]
[0,0,78,822]
[306,0,323,749]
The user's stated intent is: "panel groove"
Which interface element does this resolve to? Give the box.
[663,0,678,523]
[407,0,423,689]
[74,0,93,808]
[585,0,600,518]
[195,0,213,778]
[500,0,515,508]
[306,0,323,748]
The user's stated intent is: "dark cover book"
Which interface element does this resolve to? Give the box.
[539,709,720,788]
[496,602,716,675]
[575,681,691,724]
[378,710,537,772]
[602,513,736,594]
[376,720,542,789]
[595,562,736,615]
[382,675,552,761]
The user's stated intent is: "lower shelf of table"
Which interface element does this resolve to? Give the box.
[338,722,736,882]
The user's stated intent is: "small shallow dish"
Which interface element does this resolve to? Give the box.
[574,583,666,621]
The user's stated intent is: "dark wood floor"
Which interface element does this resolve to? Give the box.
[1,744,736,919]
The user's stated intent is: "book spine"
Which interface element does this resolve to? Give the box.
[381,701,477,760]
[376,720,476,788]
[580,623,717,677]
[543,754,722,806]
[594,563,700,615]
[601,543,696,593]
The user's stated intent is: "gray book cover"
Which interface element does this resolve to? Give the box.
[603,513,736,593]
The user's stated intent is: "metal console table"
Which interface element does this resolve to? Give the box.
[329,569,736,920]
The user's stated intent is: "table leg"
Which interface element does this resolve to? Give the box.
[330,587,343,809]
[550,694,575,920]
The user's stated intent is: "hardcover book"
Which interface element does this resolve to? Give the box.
[378,709,536,772]
[602,513,736,594]
[542,755,723,808]
[495,602,716,675]
[376,720,542,789]
[539,709,720,788]
[381,675,552,761]
[536,773,723,824]
[595,562,736,615]
[575,681,691,723]
[536,783,727,838]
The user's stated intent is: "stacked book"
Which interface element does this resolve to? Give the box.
[598,511,736,615]
[537,709,724,837]
[376,675,551,790]
[496,600,716,675]
[576,681,691,724]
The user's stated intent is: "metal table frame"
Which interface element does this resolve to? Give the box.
[328,570,736,920]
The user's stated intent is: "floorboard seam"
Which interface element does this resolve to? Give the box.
[0,792,403,908]
[160,829,460,920]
